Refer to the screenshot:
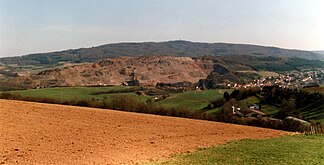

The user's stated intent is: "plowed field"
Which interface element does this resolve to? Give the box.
[0,99,290,164]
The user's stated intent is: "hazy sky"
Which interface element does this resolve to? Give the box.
[0,0,323,57]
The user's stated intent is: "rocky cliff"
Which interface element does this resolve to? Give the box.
[23,56,214,88]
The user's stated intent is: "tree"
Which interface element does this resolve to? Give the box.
[223,91,230,101]
[230,90,240,99]
[276,98,296,119]
[220,99,238,122]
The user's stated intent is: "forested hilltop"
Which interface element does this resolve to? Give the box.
[1,40,323,67]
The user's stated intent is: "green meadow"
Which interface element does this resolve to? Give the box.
[3,87,324,122]
[8,86,147,101]
[152,135,324,165]
[5,87,232,111]
[157,89,232,110]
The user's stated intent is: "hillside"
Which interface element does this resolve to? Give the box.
[1,55,323,90]
[1,40,322,67]
[1,56,214,89]
[159,135,324,164]
[0,99,290,164]
[313,51,324,58]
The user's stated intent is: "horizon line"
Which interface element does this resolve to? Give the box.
[1,39,323,58]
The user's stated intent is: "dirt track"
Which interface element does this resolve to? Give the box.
[0,99,290,165]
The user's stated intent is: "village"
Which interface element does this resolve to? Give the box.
[232,68,324,89]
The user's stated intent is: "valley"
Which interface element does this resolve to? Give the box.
[0,40,323,165]
[2,1,324,164]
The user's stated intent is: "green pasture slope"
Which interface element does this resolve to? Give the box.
[7,86,148,102]
[4,87,324,122]
[157,89,232,111]
[237,95,324,123]
[297,103,324,123]
[5,87,232,111]
[153,135,324,165]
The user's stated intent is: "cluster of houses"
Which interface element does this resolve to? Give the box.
[231,105,265,118]
[231,104,311,130]
[227,68,324,89]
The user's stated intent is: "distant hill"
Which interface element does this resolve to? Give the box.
[313,51,324,56]
[197,55,324,89]
[1,40,323,66]
[0,56,213,89]
[1,55,323,90]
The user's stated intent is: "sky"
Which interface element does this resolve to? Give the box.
[0,0,323,57]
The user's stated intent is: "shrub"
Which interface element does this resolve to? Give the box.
[0,92,23,100]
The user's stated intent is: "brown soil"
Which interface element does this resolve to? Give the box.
[0,99,291,165]
[22,56,214,88]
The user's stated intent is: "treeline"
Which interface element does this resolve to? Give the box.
[218,100,323,133]
[261,86,324,120]
[90,87,186,103]
[203,87,324,133]
[203,87,260,110]
[285,58,324,69]
[0,81,30,91]
[0,92,215,121]
[245,57,324,72]
[1,88,323,133]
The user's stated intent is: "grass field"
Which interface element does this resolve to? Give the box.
[238,96,324,123]
[261,104,280,116]
[298,103,324,123]
[205,107,223,114]
[7,86,149,102]
[4,87,323,122]
[238,96,259,107]
[258,71,279,77]
[153,135,324,165]
[4,87,232,111]
[157,89,232,111]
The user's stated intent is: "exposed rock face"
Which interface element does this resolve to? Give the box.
[25,56,214,88]
[0,55,265,90]
[197,56,259,88]
[212,64,230,75]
